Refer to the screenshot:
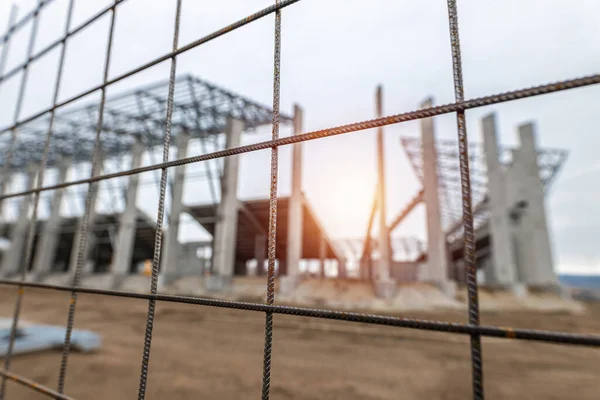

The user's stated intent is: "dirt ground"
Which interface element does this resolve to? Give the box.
[0,287,599,400]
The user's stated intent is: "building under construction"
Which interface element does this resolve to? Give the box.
[0,76,566,296]
[355,95,567,296]
[0,74,342,292]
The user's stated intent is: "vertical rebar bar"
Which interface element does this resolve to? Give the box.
[445,1,484,399]
[0,0,55,46]
[0,4,18,224]
[137,0,182,398]
[0,1,76,396]
[261,1,282,399]
[0,2,43,396]
[0,4,18,78]
[56,0,119,394]
[0,1,39,217]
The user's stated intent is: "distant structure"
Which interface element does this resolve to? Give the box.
[0,80,566,298]
[0,74,342,293]
[356,96,567,296]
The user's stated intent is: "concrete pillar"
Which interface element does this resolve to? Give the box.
[372,86,395,298]
[0,166,36,277]
[281,105,304,293]
[247,261,257,277]
[481,114,520,288]
[319,234,326,278]
[286,105,304,277]
[277,257,288,277]
[0,6,18,77]
[255,235,266,276]
[420,98,449,284]
[0,167,11,223]
[206,118,243,291]
[31,158,70,279]
[159,132,190,286]
[339,260,348,279]
[110,140,144,288]
[375,86,391,281]
[68,157,102,277]
[509,123,557,288]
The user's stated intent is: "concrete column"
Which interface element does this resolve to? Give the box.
[319,234,326,278]
[247,262,257,277]
[511,123,557,288]
[0,168,11,223]
[375,86,391,281]
[31,158,70,279]
[286,105,304,277]
[0,166,36,277]
[159,132,190,286]
[110,140,144,288]
[255,235,266,276]
[206,118,243,291]
[481,114,519,288]
[281,105,304,293]
[372,86,395,298]
[68,156,103,277]
[420,98,449,284]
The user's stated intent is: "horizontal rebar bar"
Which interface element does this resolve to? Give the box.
[0,369,75,400]
[0,0,128,87]
[0,73,597,202]
[0,0,302,137]
[0,279,599,347]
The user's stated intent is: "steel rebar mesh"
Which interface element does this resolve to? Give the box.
[0,1,597,399]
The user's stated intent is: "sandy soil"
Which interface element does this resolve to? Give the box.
[0,287,599,400]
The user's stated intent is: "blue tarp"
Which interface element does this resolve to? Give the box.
[0,319,101,357]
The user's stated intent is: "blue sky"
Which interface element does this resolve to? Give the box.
[0,0,599,275]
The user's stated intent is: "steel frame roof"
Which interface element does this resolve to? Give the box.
[0,74,292,170]
[400,136,568,236]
